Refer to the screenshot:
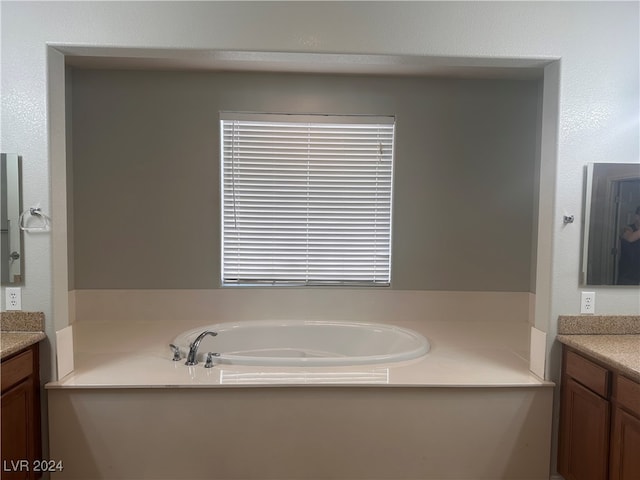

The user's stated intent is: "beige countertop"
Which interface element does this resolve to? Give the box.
[47,318,553,389]
[557,315,640,383]
[0,311,46,360]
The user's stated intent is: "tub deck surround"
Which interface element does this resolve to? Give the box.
[0,311,46,359]
[49,386,554,480]
[47,306,553,479]
[48,317,554,480]
[46,318,550,388]
[556,315,640,383]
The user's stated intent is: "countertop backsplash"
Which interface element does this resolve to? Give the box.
[558,315,640,335]
[1,311,45,332]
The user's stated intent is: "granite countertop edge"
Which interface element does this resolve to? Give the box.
[556,333,640,383]
[1,311,47,360]
[1,331,47,360]
[557,315,640,383]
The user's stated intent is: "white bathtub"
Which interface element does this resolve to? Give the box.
[172,320,430,366]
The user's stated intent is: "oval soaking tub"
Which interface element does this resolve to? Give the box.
[172,320,430,367]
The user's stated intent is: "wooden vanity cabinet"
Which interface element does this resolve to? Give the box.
[610,375,640,480]
[1,344,42,480]
[558,349,611,480]
[558,346,640,480]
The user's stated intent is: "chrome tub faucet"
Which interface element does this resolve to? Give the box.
[185,330,218,366]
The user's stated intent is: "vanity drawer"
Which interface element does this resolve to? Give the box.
[616,375,640,417]
[1,348,34,392]
[565,349,610,397]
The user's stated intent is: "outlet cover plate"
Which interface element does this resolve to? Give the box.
[581,291,595,314]
[5,287,22,310]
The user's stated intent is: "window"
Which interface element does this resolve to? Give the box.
[221,113,395,286]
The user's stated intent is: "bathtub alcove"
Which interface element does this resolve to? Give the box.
[48,46,553,480]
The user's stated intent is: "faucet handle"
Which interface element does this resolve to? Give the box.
[205,352,220,368]
[169,344,182,361]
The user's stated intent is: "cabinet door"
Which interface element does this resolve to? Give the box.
[610,407,640,480]
[1,378,34,480]
[558,377,610,480]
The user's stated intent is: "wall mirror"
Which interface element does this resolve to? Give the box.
[1,153,24,285]
[582,162,640,286]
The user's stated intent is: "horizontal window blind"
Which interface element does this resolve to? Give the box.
[221,113,394,286]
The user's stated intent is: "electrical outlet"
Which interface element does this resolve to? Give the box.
[580,291,595,314]
[5,287,22,311]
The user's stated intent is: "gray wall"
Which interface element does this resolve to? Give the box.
[70,69,540,291]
